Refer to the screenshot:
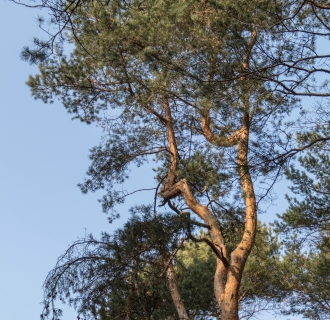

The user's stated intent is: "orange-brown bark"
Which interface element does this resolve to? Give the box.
[158,29,258,320]
[215,120,257,320]
[201,116,244,147]
[215,30,258,320]
[163,98,179,188]
[160,119,256,320]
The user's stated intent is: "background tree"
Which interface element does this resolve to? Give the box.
[41,208,188,320]
[275,123,330,320]
[42,206,284,320]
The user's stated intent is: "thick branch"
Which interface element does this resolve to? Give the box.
[310,0,330,9]
[167,200,211,229]
[161,179,228,264]
[201,116,244,147]
[145,105,167,124]
[231,36,258,264]
[162,97,179,190]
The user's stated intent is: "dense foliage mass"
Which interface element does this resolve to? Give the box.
[42,207,285,320]
[17,0,330,319]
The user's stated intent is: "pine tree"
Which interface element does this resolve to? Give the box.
[18,0,330,319]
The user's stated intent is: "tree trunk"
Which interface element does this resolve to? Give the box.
[166,262,190,320]
[159,74,257,319]
[215,263,240,320]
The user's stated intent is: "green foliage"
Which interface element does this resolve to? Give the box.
[41,207,186,320]
[176,223,289,319]
[176,237,218,319]
[24,0,304,219]
[42,205,285,320]
[20,0,330,319]
[275,126,330,320]
[279,245,330,320]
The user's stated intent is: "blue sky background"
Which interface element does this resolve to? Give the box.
[0,1,302,319]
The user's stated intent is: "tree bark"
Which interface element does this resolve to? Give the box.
[159,37,258,315]
[166,262,190,320]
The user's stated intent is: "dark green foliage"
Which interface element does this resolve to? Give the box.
[175,237,219,318]
[41,204,285,320]
[41,207,187,320]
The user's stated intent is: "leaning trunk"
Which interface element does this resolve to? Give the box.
[166,262,190,320]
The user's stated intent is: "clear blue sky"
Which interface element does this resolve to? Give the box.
[0,1,301,319]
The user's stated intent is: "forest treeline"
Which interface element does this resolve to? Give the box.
[15,0,330,319]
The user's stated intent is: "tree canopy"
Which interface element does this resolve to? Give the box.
[16,0,330,319]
